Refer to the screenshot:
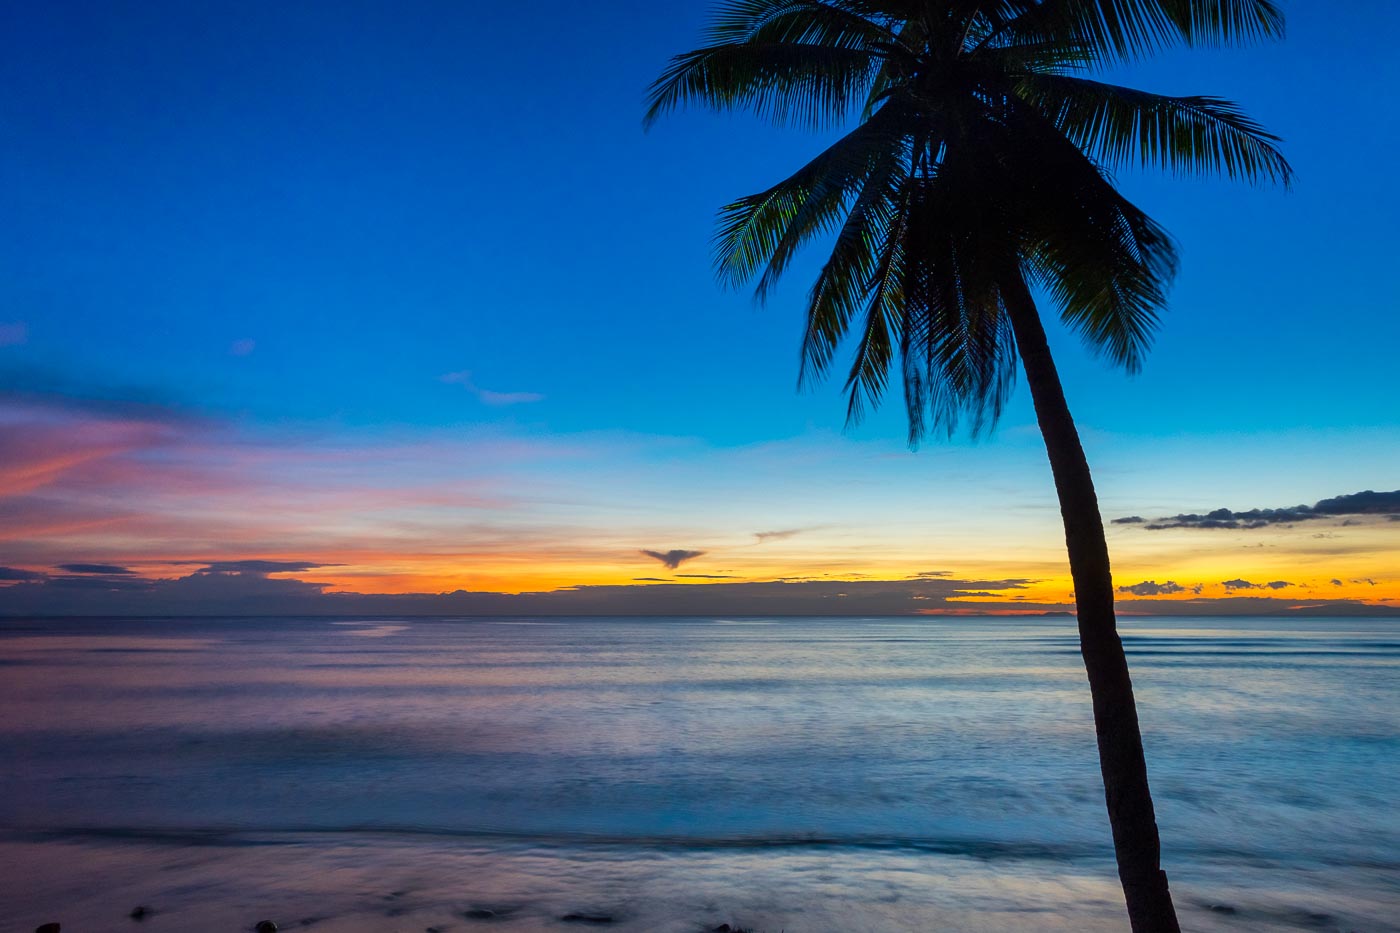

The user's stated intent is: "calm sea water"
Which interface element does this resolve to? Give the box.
[0,615,1396,932]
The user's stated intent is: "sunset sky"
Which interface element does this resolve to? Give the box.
[2,1,1397,616]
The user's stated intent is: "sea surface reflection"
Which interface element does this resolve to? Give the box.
[1,615,1396,931]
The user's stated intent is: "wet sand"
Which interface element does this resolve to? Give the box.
[4,832,1394,933]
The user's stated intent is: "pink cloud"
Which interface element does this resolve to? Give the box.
[0,393,616,572]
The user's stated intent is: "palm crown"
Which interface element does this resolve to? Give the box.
[646,0,1292,442]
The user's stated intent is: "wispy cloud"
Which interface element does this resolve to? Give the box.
[229,338,256,356]
[441,370,544,406]
[754,529,804,544]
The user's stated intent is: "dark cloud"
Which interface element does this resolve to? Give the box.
[676,573,737,579]
[1264,580,1293,590]
[0,567,1039,617]
[0,566,46,582]
[1313,490,1400,515]
[4,566,1397,618]
[185,560,338,576]
[57,563,135,575]
[1118,580,1185,597]
[1222,579,1261,591]
[754,529,803,543]
[1118,489,1400,530]
[641,549,704,570]
[1331,579,1344,586]
[46,575,156,592]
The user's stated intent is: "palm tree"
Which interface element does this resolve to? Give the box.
[645,2,1290,930]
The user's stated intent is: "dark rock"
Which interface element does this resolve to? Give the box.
[129,906,152,921]
[36,925,61,933]
[560,914,614,924]
[255,922,279,933]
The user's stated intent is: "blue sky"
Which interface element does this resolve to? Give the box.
[2,1,1398,613]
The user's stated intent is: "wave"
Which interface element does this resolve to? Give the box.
[13,825,1398,872]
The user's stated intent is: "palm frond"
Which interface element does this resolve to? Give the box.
[897,166,1019,442]
[707,0,902,48]
[991,0,1283,60]
[644,41,881,129]
[1006,104,1179,371]
[713,97,914,292]
[842,194,907,426]
[1153,0,1284,45]
[799,139,913,383]
[1017,74,1293,185]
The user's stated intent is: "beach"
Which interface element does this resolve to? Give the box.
[2,615,1397,931]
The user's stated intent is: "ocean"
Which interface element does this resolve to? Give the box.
[1,615,1396,932]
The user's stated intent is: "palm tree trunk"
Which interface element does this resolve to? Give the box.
[1002,274,1181,933]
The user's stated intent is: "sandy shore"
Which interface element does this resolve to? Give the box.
[5,831,1396,933]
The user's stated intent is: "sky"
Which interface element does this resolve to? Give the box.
[1,1,1398,616]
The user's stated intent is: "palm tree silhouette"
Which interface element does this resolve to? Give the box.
[646,2,1291,930]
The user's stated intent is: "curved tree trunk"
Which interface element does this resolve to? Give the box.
[1002,275,1181,933]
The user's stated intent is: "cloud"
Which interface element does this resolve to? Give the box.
[0,570,1039,617]
[229,338,256,356]
[56,563,135,575]
[1117,489,1400,530]
[186,559,337,576]
[1118,580,1185,596]
[0,322,27,347]
[676,573,736,579]
[5,566,1395,619]
[1264,580,1293,590]
[46,574,155,591]
[754,529,803,544]
[1331,579,1344,586]
[441,371,544,406]
[1222,579,1261,591]
[641,548,705,570]
[0,566,45,582]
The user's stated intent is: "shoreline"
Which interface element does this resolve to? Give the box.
[5,831,1395,933]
